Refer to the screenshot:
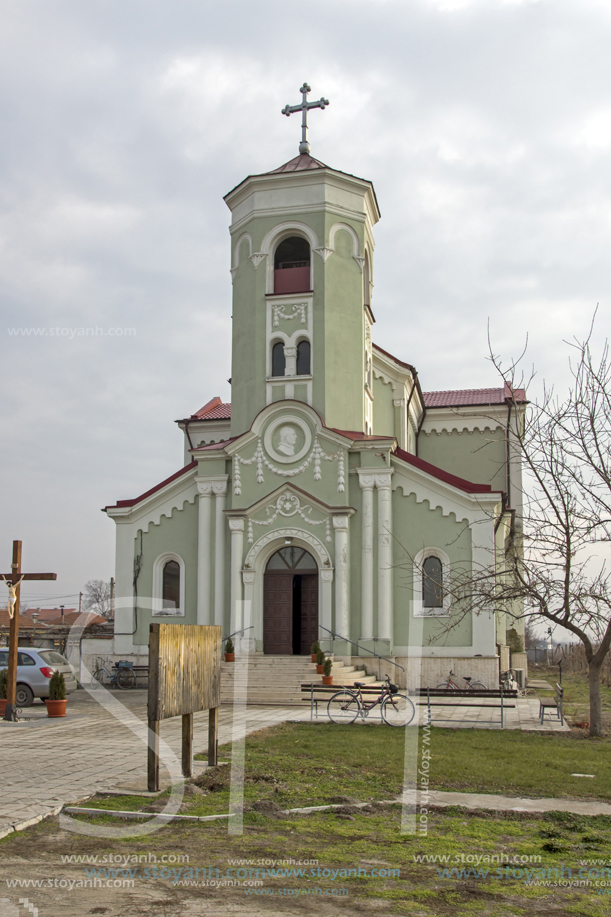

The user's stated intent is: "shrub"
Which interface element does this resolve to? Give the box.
[506,628,524,654]
[316,649,325,666]
[225,637,234,654]
[0,668,7,700]
[323,657,333,677]
[310,641,320,655]
[49,670,66,700]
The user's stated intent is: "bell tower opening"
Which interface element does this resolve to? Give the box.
[263,546,318,654]
[274,236,311,295]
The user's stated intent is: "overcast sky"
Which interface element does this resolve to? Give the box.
[2,0,610,608]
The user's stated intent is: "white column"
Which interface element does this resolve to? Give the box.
[357,472,375,640]
[375,469,394,641]
[196,482,213,625]
[333,515,350,638]
[470,510,498,655]
[229,518,245,636]
[213,478,228,628]
[320,569,334,640]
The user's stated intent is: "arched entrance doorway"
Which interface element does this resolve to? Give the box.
[263,546,318,655]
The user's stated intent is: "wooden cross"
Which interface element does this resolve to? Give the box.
[282,83,329,156]
[2,541,57,721]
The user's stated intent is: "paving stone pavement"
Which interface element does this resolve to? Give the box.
[0,689,310,837]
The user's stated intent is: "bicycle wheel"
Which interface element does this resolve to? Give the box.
[327,690,360,724]
[381,694,415,727]
[470,681,488,691]
[90,667,104,689]
[116,667,136,689]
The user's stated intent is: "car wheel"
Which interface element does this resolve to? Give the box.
[15,684,34,707]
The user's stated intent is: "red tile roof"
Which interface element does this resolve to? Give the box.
[0,608,40,629]
[329,428,394,441]
[105,460,198,510]
[21,608,106,627]
[423,385,527,409]
[188,397,232,420]
[393,447,495,494]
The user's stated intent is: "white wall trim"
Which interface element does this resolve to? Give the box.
[152,552,186,617]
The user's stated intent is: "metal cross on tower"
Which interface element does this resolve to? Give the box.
[282,83,329,156]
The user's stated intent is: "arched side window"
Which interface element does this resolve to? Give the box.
[271,341,286,377]
[163,561,180,612]
[152,552,186,617]
[274,236,311,294]
[296,339,311,375]
[413,548,450,617]
[422,556,443,609]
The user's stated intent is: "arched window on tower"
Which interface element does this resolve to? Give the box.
[422,555,443,609]
[296,340,311,375]
[274,236,311,294]
[271,341,286,377]
[162,560,180,612]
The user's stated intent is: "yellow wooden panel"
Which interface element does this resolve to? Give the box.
[148,623,222,721]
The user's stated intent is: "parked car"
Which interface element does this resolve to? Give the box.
[0,648,77,706]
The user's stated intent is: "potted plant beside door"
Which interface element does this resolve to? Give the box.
[310,641,320,664]
[322,657,333,686]
[316,648,325,675]
[0,668,7,717]
[45,671,67,718]
[224,637,235,663]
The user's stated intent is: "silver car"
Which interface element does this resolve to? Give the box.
[0,647,77,707]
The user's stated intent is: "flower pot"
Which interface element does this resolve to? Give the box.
[322,675,333,685]
[0,699,6,716]
[311,654,317,663]
[316,664,324,674]
[224,653,235,662]
[45,699,67,718]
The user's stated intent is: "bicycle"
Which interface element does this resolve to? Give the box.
[327,675,415,726]
[435,670,488,691]
[90,659,137,690]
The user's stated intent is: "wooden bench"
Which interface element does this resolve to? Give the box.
[413,687,518,729]
[539,683,564,725]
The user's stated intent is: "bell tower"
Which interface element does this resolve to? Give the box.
[224,85,380,438]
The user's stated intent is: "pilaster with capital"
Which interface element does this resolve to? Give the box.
[333,515,350,639]
[196,481,213,625]
[374,469,394,641]
[228,517,245,635]
[212,478,228,628]
[357,471,375,640]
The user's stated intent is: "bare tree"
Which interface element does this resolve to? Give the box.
[419,324,611,737]
[82,580,111,618]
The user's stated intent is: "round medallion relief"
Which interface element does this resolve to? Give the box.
[263,415,312,464]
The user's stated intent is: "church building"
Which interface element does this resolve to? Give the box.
[105,87,525,688]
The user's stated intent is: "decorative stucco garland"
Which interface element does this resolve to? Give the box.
[272,303,307,326]
[233,437,345,495]
[247,493,332,544]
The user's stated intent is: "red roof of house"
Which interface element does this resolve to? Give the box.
[21,608,76,622]
[0,608,40,629]
[423,384,527,408]
[393,447,495,495]
[21,608,106,627]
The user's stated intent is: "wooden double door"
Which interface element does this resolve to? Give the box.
[263,547,319,655]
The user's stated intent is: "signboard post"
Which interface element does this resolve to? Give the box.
[147,623,222,792]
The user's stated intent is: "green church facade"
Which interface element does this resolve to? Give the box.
[106,143,526,688]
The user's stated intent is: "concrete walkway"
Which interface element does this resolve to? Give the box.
[398,789,611,817]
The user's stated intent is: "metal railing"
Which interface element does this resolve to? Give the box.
[318,625,405,680]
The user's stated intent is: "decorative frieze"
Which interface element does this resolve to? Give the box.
[272,303,307,326]
[247,493,331,543]
[233,436,345,495]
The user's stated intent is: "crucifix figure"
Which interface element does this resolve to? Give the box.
[1,541,57,721]
[282,83,329,156]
